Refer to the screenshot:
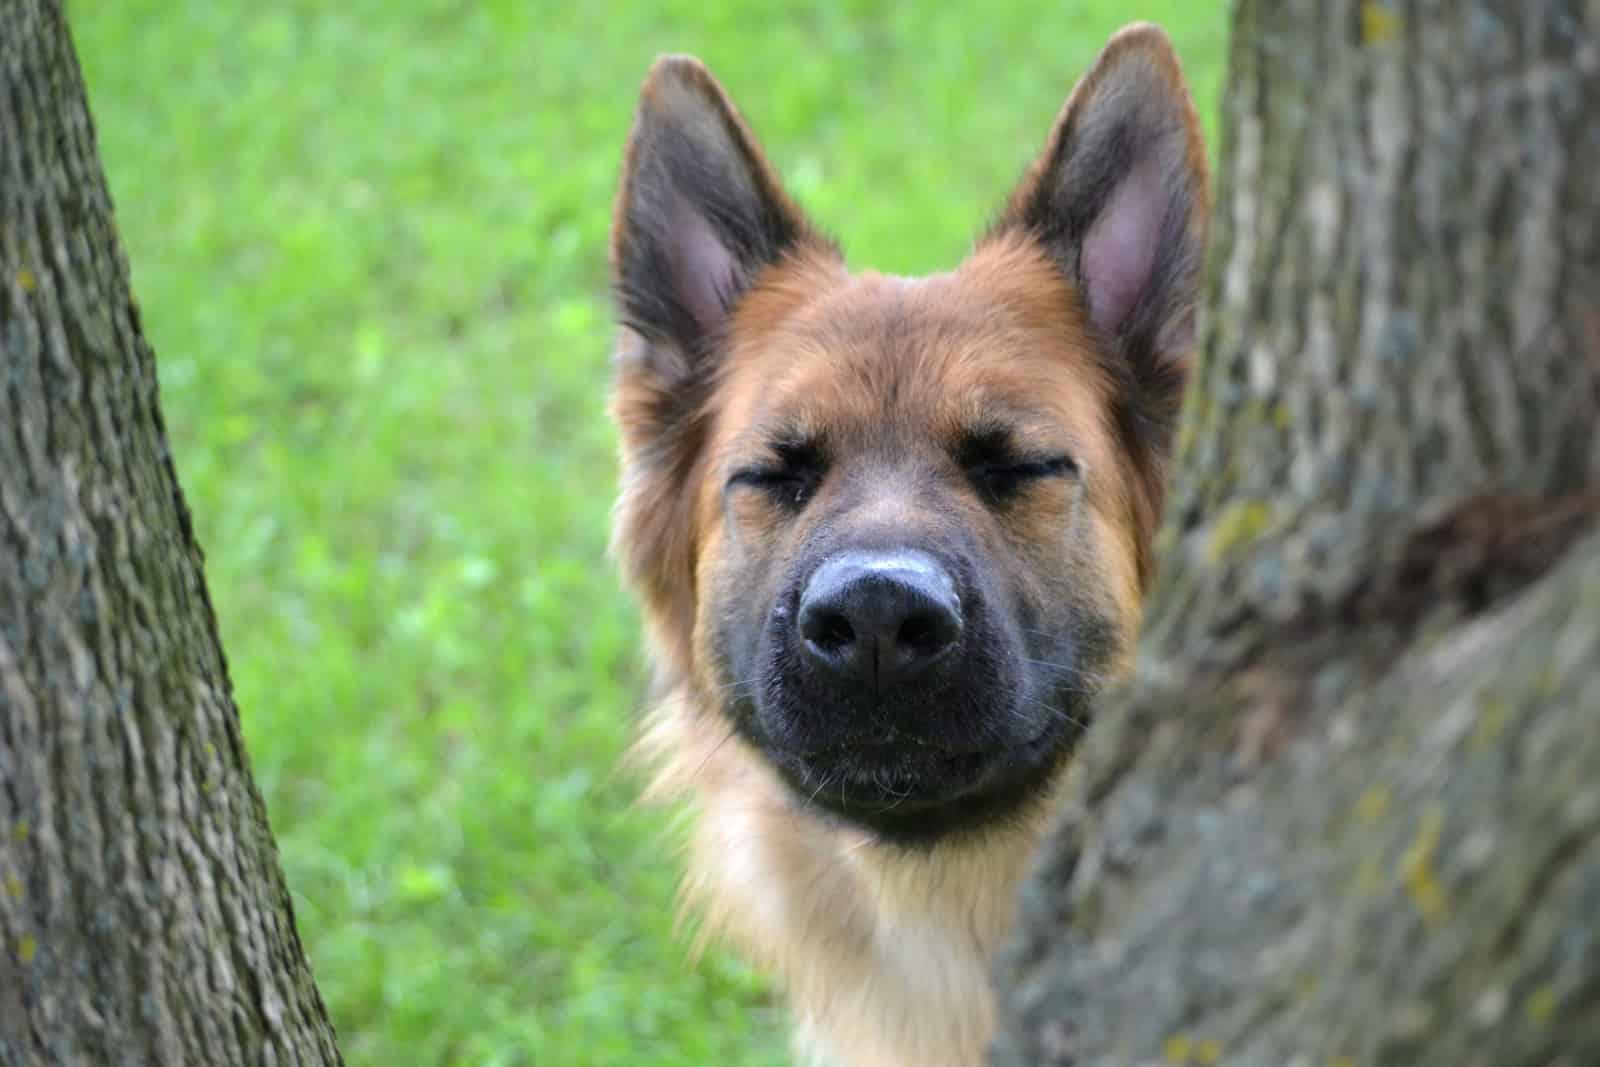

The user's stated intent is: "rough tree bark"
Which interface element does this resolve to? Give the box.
[992,1,1600,1065]
[0,3,342,1064]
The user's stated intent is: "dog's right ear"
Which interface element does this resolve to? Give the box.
[611,55,826,386]
[990,24,1209,427]
[610,57,827,667]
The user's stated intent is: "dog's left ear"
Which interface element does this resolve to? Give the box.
[610,55,827,374]
[993,23,1209,397]
[608,56,832,669]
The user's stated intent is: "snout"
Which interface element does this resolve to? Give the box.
[744,541,1089,843]
[797,550,963,692]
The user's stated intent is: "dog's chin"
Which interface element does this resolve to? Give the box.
[760,716,1079,847]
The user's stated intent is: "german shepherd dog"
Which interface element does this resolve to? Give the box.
[608,24,1208,1067]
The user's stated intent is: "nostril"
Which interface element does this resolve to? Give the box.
[897,614,940,654]
[804,610,856,655]
[798,550,963,685]
[897,610,960,657]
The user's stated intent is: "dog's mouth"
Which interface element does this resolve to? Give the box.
[731,553,1111,844]
[762,714,1078,844]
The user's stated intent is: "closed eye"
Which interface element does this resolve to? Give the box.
[726,466,814,504]
[726,439,827,509]
[969,454,1078,503]
[955,425,1078,505]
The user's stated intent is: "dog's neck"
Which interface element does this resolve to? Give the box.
[637,682,1060,1067]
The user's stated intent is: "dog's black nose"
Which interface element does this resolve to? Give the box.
[798,550,963,690]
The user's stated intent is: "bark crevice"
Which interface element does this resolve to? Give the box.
[992,1,1600,1064]
[1,4,342,1064]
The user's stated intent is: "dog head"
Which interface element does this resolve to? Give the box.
[611,25,1208,845]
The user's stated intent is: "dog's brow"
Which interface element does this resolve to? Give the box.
[953,423,1016,462]
[722,423,825,463]
[771,427,825,453]
[951,413,1074,460]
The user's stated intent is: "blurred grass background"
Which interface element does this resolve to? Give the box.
[74,3,1226,1064]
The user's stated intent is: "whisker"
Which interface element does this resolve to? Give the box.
[1019,695,1091,732]
[686,723,741,782]
[1017,663,1103,696]
[1018,657,1100,686]
[839,835,877,858]
[807,770,837,807]
[873,768,914,807]
[704,675,759,695]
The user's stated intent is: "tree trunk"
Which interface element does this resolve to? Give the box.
[992,1,1600,1065]
[0,3,342,1064]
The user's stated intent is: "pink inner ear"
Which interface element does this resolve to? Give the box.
[1081,159,1164,335]
[668,198,740,335]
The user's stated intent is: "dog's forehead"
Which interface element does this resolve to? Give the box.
[723,242,1112,449]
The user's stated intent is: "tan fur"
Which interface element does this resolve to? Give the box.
[637,687,1060,1067]
[628,251,1143,1067]
[609,23,1208,1067]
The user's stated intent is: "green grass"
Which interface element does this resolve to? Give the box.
[74,4,1226,1064]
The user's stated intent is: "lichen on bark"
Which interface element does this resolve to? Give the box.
[991,1,1600,1064]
